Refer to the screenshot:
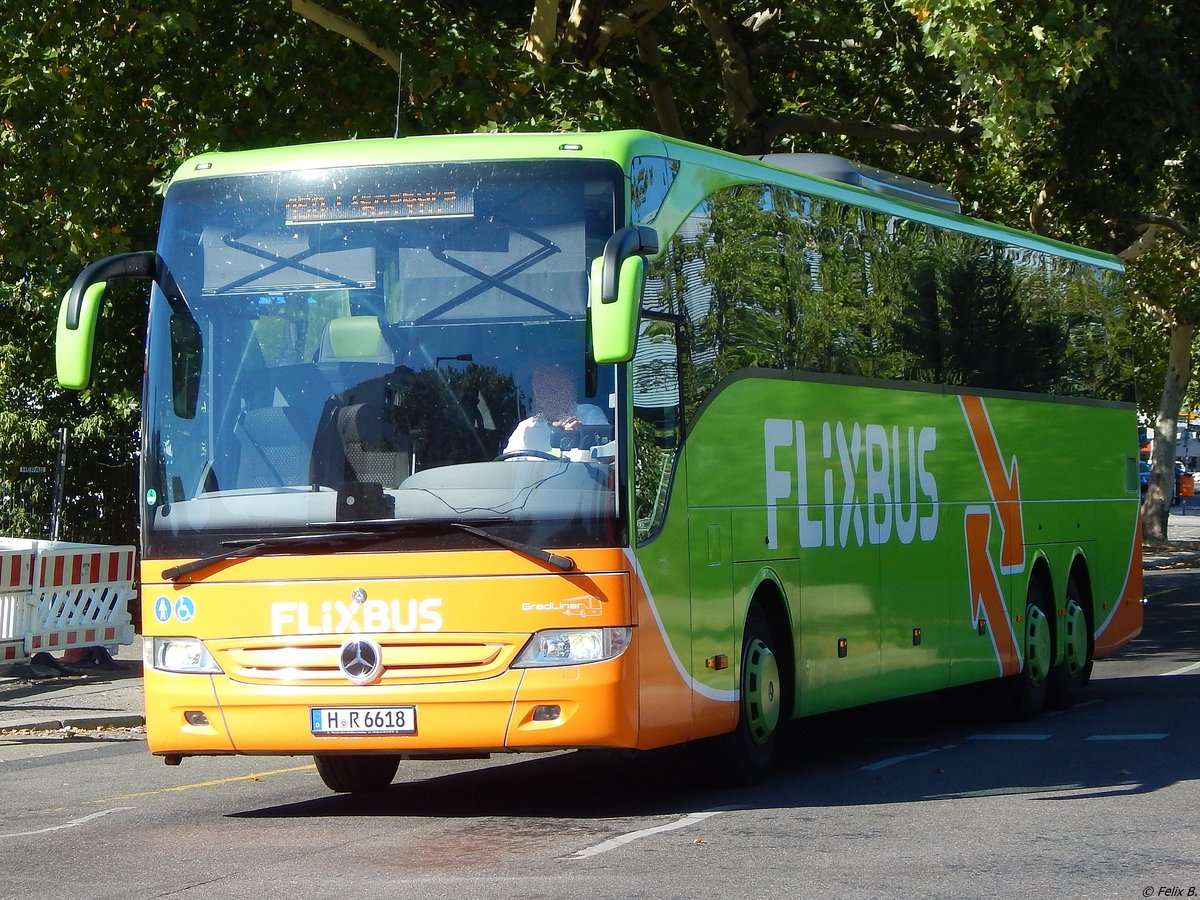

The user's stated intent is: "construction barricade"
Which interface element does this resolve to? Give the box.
[0,539,136,665]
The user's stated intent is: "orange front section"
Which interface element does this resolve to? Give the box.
[140,548,668,757]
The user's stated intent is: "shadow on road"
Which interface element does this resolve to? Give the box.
[229,665,1198,824]
[230,568,1200,823]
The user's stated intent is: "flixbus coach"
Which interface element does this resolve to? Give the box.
[55,131,1143,791]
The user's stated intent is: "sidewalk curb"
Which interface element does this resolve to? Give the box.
[0,666,142,681]
[0,713,146,734]
[1143,550,1200,570]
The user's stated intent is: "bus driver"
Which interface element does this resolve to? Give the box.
[504,364,610,460]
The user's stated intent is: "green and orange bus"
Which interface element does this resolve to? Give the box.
[56,131,1143,791]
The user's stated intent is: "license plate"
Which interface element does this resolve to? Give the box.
[310,706,416,735]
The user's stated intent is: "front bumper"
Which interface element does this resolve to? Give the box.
[144,641,640,756]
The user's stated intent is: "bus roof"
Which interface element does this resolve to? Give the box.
[170,130,1121,273]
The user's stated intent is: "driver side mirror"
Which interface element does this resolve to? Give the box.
[56,280,109,390]
[56,251,157,390]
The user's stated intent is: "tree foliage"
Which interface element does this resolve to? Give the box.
[1,0,1198,542]
[898,0,1200,538]
[900,0,1108,152]
[1047,2,1200,538]
[0,1,374,542]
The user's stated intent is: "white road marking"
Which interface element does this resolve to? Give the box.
[861,745,958,772]
[862,751,935,772]
[563,810,730,860]
[968,733,1052,741]
[1160,660,1200,676]
[1085,734,1169,741]
[0,806,133,838]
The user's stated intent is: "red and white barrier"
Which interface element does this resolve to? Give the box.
[0,539,135,665]
[0,544,36,663]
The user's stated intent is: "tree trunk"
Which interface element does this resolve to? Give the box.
[636,26,686,138]
[689,1,758,135]
[1141,318,1194,541]
[524,0,560,63]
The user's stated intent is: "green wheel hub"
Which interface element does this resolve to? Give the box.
[1024,603,1051,687]
[1062,599,1088,678]
[743,637,782,745]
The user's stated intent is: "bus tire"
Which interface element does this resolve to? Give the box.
[1047,577,1093,709]
[999,577,1052,720]
[714,606,783,785]
[313,754,400,793]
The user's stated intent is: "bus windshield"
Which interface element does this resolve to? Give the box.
[142,159,624,559]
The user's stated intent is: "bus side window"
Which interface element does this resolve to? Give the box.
[632,318,682,543]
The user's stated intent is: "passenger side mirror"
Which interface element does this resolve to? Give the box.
[590,225,658,364]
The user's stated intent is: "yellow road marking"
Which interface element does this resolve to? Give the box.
[94,763,315,803]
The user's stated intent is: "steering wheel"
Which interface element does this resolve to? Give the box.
[494,449,560,462]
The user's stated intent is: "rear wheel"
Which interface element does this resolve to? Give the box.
[1047,578,1093,709]
[313,754,400,793]
[713,606,784,785]
[999,578,1052,720]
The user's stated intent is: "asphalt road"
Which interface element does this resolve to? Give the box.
[0,569,1196,900]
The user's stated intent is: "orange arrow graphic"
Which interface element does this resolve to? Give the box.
[960,394,1025,573]
[964,509,1021,675]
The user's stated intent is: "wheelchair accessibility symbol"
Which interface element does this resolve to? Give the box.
[153,595,196,624]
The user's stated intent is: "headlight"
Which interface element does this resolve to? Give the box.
[146,637,223,674]
[513,627,632,667]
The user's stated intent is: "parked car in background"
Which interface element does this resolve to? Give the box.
[1176,462,1193,504]
[1140,460,1178,505]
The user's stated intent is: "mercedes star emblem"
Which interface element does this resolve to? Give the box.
[338,636,384,685]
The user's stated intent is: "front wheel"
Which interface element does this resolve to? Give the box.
[712,606,784,785]
[313,754,400,793]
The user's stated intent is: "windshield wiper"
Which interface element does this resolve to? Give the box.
[161,530,394,582]
[305,517,574,571]
[450,523,575,572]
[161,517,574,581]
